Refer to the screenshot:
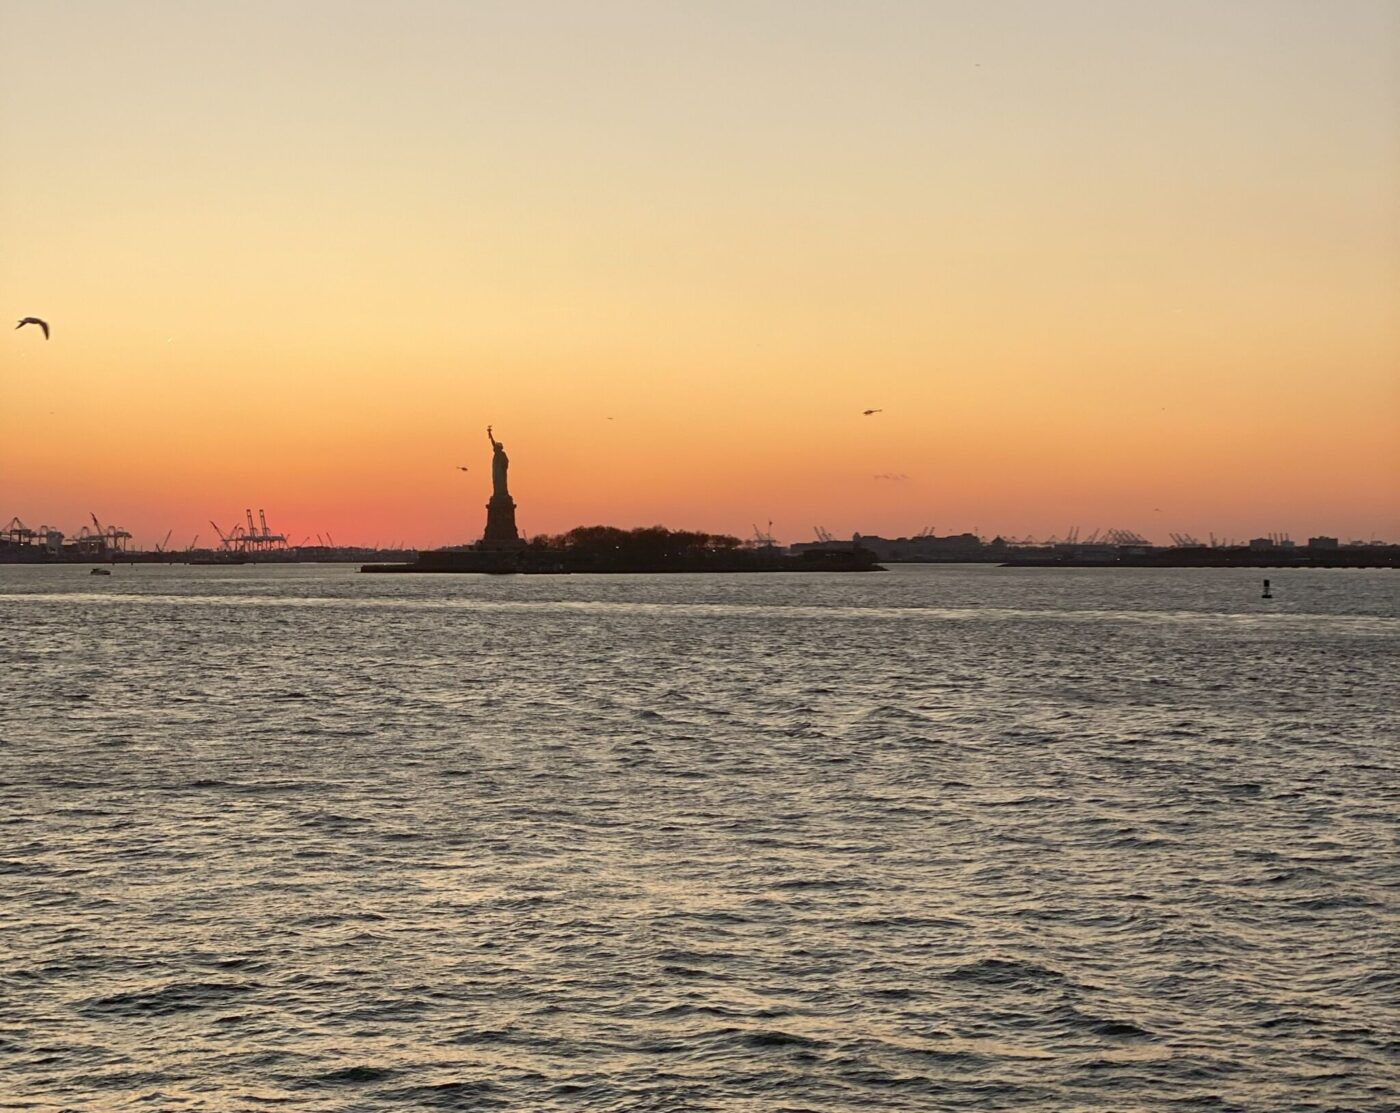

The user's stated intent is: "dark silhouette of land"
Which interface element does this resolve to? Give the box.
[363,525,882,574]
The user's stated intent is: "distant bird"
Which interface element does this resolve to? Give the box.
[455,466,469,472]
[863,408,882,416]
[16,317,49,339]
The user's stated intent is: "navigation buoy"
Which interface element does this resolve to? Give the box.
[1262,578,1272,599]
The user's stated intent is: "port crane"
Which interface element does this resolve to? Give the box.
[2,518,64,553]
[750,521,777,548]
[240,508,287,553]
[205,510,288,555]
[89,512,132,555]
[209,520,238,551]
[4,517,36,546]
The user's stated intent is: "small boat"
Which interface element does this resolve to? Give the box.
[90,568,112,576]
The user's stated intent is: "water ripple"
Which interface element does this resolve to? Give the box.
[1,563,1396,1110]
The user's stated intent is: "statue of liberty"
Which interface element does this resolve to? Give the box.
[487,425,510,498]
[481,425,520,545]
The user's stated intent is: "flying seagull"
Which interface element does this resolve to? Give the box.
[863,408,882,416]
[455,466,469,472]
[16,317,49,339]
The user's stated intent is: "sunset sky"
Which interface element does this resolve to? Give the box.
[2,0,1397,548]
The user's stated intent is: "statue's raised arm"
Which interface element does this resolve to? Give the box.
[487,425,500,451]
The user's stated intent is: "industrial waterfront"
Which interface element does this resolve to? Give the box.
[0,510,416,566]
[4,512,1395,570]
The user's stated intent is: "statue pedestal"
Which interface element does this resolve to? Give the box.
[480,494,522,549]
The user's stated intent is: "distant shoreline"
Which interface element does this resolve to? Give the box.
[1001,547,1398,570]
[3,545,1395,571]
[362,546,883,575]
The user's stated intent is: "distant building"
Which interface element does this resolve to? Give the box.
[788,531,990,562]
[1248,538,1274,551]
[1308,536,1339,549]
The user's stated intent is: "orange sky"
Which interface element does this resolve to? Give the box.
[2,0,1397,548]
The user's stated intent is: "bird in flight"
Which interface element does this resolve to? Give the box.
[16,317,49,339]
[455,466,469,472]
[863,408,882,416]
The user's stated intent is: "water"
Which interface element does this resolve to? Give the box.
[2,563,1397,1110]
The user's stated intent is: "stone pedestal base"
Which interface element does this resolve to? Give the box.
[482,494,521,545]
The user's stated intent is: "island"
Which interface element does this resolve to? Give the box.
[361,427,878,574]
[363,524,882,574]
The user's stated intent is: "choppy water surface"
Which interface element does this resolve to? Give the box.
[2,564,1397,1111]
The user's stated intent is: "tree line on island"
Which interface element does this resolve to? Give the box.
[526,525,746,558]
[509,524,877,572]
[387,523,880,572]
